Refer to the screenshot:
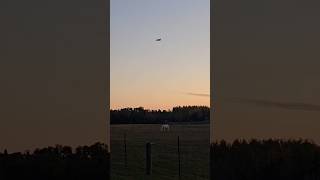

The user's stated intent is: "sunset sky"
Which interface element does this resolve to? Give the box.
[2,0,320,152]
[110,0,210,110]
[213,0,320,144]
[0,0,107,151]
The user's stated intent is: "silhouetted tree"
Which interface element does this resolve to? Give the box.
[111,106,210,124]
[211,139,320,180]
[0,143,110,180]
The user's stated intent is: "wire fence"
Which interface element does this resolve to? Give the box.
[111,124,210,180]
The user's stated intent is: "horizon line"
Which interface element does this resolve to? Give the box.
[110,105,210,111]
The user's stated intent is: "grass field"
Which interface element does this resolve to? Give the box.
[110,124,210,180]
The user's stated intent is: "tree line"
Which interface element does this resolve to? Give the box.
[0,143,110,180]
[211,139,320,180]
[111,106,210,124]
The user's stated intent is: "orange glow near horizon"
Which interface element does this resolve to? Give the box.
[111,95,210,110]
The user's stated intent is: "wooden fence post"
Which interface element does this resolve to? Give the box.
[124,132,127,168]
[146,142,152,175]
[178,136,181,180]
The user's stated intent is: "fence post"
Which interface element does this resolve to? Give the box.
[124,132,127,168]
[146,142,152,175]
[210,144,213,180]
[107,149,111,180]
[178,136,181,180]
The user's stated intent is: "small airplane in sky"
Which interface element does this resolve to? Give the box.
[155,38,162,41]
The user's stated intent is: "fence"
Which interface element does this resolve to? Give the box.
[111,124,210,180]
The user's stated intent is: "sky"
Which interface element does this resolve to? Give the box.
[0,0,107,152]
[110,0,210,110]
[2,0,320,152]
[213,0,320,144]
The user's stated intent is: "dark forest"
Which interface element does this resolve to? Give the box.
[111,106,210,124]
[0,143,110,180]
[211,139,320,180]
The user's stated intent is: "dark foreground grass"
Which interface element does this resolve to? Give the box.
[110,124,210,180]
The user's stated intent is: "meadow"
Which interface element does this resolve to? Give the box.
[110,124,210,180]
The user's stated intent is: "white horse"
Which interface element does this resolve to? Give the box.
[160,124,170,132]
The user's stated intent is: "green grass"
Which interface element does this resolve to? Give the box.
[110,124,210,180]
